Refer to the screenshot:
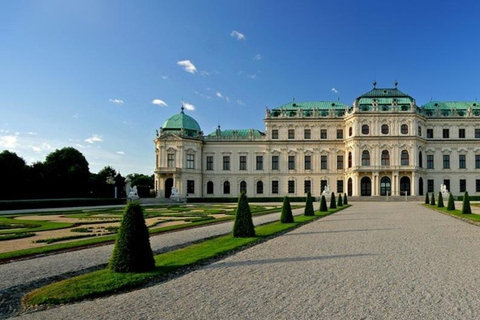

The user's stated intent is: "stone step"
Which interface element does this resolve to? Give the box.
[349,196,425,202]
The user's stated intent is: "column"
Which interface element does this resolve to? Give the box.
[373,173,379,196]
[411,172,416,196]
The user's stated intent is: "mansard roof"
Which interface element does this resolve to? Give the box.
[274,101,347,110]
[207,128,265,137]
[422,101,480,110]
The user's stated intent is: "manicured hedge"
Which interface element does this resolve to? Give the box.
[0,198,126,211]
[457,195,480,201]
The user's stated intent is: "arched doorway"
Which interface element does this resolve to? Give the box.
[419,177,424,196]
[400,176,411,195]
[361,177,371,196]
[206,181,214,194]
[380,176,391,196]
[347,178,353,196]
[165,178,173,198]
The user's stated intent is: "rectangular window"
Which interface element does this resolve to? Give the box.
[321,180,328,193]
[288,129,295,139]
[418,126,422,137]
[427,179,434,193]
[321,155,328,170]
[187,180,195,194]
[272,180,279,194]
[320,129,327,139]
[459,128,466,138]
[186,154,195,169]
[288,180,295,194]
[272,129,279,139]
[427,129,434,139]
[427,155,434,169]
[477,179,480,192]
[337,180,344,194]
[256,156,263,170]
[477,155,480,169]
[443,155,450,169]
[272,155,279,170]
[460,179,467,192]
[337,155,344,169]
[223,156,230,170]
[206,156,213,170]
[443,179,450,192]
[239,155,247,170]
[304,129,311,139]
[304,180,311,193]
[167,154,175,168]
[304,155,311,170]
[288,155,295,170]
[443,129,449,138]
[337,129,343,139]
[459,155,466,169]
[476,129,480,139]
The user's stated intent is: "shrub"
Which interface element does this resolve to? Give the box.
[337,193,343,207]
[109,202,155,273]
[425,193,429,205]
[304,191,314,216]
[430,192,435,206]
[233,193,256,237]
[437,192,444,208]
[447,193,455,211]
[462,191,472,214]
[281,196,294,223]
[330,192,337,209]
[320,195,328,212]
[343,194,348,205]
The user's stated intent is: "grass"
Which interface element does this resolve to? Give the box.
[22,205,349,307]
[423,204,480,223]
[0,232,35,241]
[34,234,96,244]
[0,217,74,235]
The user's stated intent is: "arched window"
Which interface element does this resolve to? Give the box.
[419,151,423,168]
[401,150,409,165]
[207,181,214,194]
[362,150,370,166]
[256,181,263,194]
[362,125,369,135]
[349,127,352,136]
[401,124,408,134]
[240,181,247,193]
[223,181,230,194]
[348,152,352,168]
[381,124,389,134]
[381,150,390,166]
[418,126,422,136]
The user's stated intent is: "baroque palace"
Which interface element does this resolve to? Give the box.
[154,84,480,199]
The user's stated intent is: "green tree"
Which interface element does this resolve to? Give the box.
[343,193,348,205]
[425,192,430,205]
[280,196,294,223]
[320,195,328,212]
[233,193,255,237]
[304,191,314,216]
[337,193,343,207]
[109,202,155,272]
[430,192,436,206]
[437,192,444,208]
[447,193,455,211]
[0,150,27,199]
[462,191,472,214]
[330,192,337,209]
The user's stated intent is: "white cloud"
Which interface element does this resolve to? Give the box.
[177,60,197,74]
[152,99,168,107]
[200,71,211,76]
[32,143,51,153]
[237,100,246,106]
[216,92,223,98]
[73,113,80,119]
[253,54,262,61]
[117,151,125,155]
[109,98,124,105]
[230,30,246,40]
[0,135,17,148]
[26,132,37,135]
[85,134,103,144]
[183,102,195,111]
[331,88,338,94]
[161,75,169,80]
[247,73,257,79]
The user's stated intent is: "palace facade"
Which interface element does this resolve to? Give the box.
[154,85,480,198]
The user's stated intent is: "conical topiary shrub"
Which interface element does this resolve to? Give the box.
[304,191,314,216]
[462,191,472,214]
[330,192,337,209]
[437,192,444,208]
[337,193,343,207]
[425,192,429,205]
[233,192,256,237]
[447,193,455,211]
[109,202,155,273]
[281,196,294,223]
[430,192,436,206]
[343,193,348,205]
[320,195,328,212]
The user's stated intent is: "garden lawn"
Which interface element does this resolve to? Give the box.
[424,204,480,223]
[23,206,348,307]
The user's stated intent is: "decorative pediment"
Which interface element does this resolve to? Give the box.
[441,148,452,154]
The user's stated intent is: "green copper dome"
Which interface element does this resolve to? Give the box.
[162,108,201,134]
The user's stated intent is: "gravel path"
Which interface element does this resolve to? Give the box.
[14,201,480,319]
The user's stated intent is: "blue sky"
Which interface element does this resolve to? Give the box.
[1,0,479,175]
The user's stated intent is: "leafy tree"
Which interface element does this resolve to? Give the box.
[430,192,436,206]
[462,191,472,214]
[0,150,27,199]
[280,196,294,223]
[447,193,455,211]
[127,173,154,188]
[320,195,328,212]
[437,192,444,208]
[304,191,314,216]
[330,192,337,209]
[337,193,343,207]
[425,192,430,205]
[233,193,255,237]
[109,202,155,272]
[343,193,348,205]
